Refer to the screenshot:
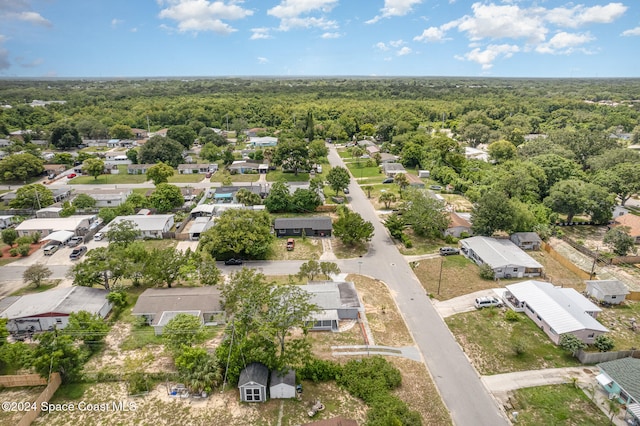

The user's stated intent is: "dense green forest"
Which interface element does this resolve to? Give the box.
[1,78,639,238]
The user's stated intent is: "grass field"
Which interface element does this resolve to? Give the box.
[69,166,148,185]
[510,384,609,426]
[266,237,322,260]
[332,239,368,259]
[210,171,260,183]
[529,251,585,290]
[167,172,207,183]
[266,170,310,182]
[446,309,581,374]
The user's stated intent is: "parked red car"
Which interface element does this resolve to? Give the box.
[67,173,77,179]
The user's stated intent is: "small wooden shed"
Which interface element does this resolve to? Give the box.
[270,369,296,399]
[585,280,630,305]
[238,363,269,403]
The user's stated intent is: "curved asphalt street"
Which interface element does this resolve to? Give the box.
[327,146,507,426]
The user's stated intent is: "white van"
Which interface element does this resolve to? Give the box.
[43,245,59,256]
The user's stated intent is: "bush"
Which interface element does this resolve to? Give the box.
[298,358,342,382]
[504,310,520,322]
[479,264,495,280]
[367,394,422,426]
[9,248,19,257]
[512,339,527,356]
[18,244,30,256]
[459,232,471,239]
[444,234,458,244]
[126,372,152,395]
[401,234,413,248]
[15,236,32,246]
[593,335,615,352]
[337,357,401,404]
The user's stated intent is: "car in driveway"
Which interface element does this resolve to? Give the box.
[474,296,503,309]
[67,173,77,179]
[43,244,59,256]
[439,247,460,256]
[67,236,84,247]
[343,187,350,194]
[93,232,104,241]
[382,177,394,184]
[69,246,88,260]
[224,258,243,265]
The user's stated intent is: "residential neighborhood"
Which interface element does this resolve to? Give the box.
[0,78,639,426]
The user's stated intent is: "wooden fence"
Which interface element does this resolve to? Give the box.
[17,373,61,426]
[576,349,640,364]
[541,241,591,279]
[0,374,47,387]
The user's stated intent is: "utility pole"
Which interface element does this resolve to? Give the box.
[437,256,444,295]
[589,247,599,280]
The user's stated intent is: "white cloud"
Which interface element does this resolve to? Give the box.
[458,43,519,69]
[546,2,627,28]
[413,26,448,42]
[621,26,640,37]
[321,32,341,39]
[111,18,123,28]
[397,46,412,56]
[375,42,389,51]
[257,57,268,64]
[389,39,404,48]
[535,31,593,54]
[367,0,422,24]
[15,11,51,27]
[158,0,253,34]
[250,27,271,40]
[457,3,546,43]
[268,0,338,30]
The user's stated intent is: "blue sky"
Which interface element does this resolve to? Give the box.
[1,0,639,78]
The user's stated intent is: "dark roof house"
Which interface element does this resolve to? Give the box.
[510,232,543,250]
[239,362,269,403]
[597,357,640,423]
[274,217,332,237]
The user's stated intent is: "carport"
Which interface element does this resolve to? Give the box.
[41,230,75,245]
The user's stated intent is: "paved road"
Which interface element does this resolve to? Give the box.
[328,146,508,426]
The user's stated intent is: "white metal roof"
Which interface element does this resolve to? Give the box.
[15,216,94,232]
[0,287,109,320]
[41,230,74,243]
[506,280,608,334]
[462,236,543,269]
[102,214,174,233]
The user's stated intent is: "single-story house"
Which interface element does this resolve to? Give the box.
[239,363,269,403]
[177,164,217,174]
[245,128,266,138]
[366,145,380,155]
[182,187,204,203]
[585,280,630,305]
[0,287,111,333]
[464,146,489,162]
[127,164,155,174]
[503,280,608,345]
[0,215,15,229]
[274,217,332,237]
[77,189,132,208]
[14,215,95,238]
[131,128,148,139]
[104,152,131,165]
[270,369,296,399]
[228,160,268,174]
[214,185,263,203]
[510,232,543,251]
[597,357,640,425]
[189,217,214,240]
[444,212,472,238]
[382,163,407,177]
[612,213,640,244]
[190,204,216,218]
[405,173,425,188]
[460,236,543,279]
[101,214,174,239]
[131,287,225,335]
[379,152,398,164]
[36,207,63,219]
[52,188,72,203]
[356,139,375,147]
[303,281,362,332]
[150,128,168,138]
[248,136,278,148]
[43,164,66,176]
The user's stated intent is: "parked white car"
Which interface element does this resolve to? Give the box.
[474,296,503,309]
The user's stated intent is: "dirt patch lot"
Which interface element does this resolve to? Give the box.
[594,300,640,351]
[446,309,580,375]
[267,237,322,261]
[0,386,45,426]
[529,251,585,290]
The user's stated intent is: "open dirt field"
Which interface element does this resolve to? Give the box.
[0,386,45,426]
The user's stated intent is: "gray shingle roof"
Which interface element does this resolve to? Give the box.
[274,216,332,231]
[270,369,295,387]
[132,287,222,317]
[462,236,542,269]
[598,357,640,402]
[585,280,630,296]
[239,362,269,387]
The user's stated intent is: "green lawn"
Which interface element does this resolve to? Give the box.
[266,170,310,182]
[266,237,323,260]
[167,172,206,183]
[510,384,609,426]
[446,309,581,374]
[346,163,382,178]
[210,171,260,183]
[69,166,148,185]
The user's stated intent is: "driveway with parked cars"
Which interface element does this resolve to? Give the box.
[431,289,504,318]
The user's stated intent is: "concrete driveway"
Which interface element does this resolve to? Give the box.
[432,289,504,318]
